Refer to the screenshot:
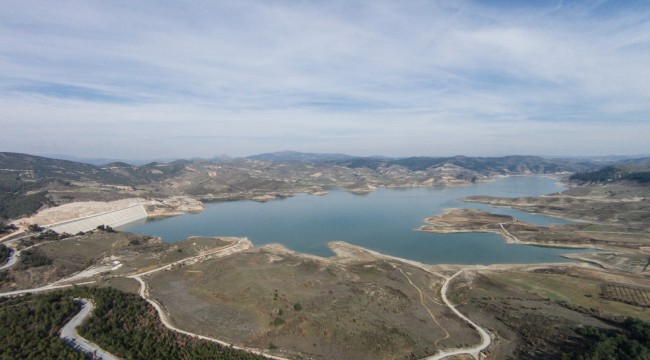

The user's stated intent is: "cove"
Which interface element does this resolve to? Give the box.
[120,176,591,265]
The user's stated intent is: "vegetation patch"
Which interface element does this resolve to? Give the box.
[0,287,267,360]
[571,165,650,184]
[487,271,650,321]
[0,292,84,360]
[17,250,52,269]
[0,222,17,236]
[0,244,11,265]
[563,318,650,360]
[0,175,52,219]
[76,287,265,359]
[601,284,650,308]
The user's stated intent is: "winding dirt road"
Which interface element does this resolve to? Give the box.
[426,271,491,360]
[499,219,520,243]
[334,243,491,359]
[395,264,449,351]
[1,233,493,359]
[128,237,288,360]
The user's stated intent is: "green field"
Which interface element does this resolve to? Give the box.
[487,271,650,321]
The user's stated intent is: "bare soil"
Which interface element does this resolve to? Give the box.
[146,244,480,360]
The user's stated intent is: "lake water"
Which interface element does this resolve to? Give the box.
[120,176,591,265]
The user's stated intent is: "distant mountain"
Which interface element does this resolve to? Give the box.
[556,155,650,164]
[570,163,650,184]
[103,162,134,168]
[2,151,644,220]
[2,152,610,182]
[620,157,650,166]
[37,153,186,166]
[330,155,596,174]
[246,150,357,163]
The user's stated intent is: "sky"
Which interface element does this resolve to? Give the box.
[1,0,650,160]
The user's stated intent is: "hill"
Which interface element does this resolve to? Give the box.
[570,164,650,184]
[0,152,185,219]
[330,155,595,174]
[0,152,185,185]
[0,151,629,221]
[246,150,355,162]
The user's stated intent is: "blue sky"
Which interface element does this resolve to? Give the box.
[1,0,649,159]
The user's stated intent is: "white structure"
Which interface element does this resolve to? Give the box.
[47,204,147,234]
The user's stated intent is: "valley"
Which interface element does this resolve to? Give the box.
[1,152,650,359]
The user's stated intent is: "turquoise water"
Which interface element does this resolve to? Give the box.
[120,176,590,265]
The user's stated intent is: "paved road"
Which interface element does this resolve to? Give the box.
[60,298,120,360]
[0,232,38,271]
[0,248,17,270]
[0,281,96,298]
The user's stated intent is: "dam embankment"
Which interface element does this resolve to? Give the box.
[47,204,148,234]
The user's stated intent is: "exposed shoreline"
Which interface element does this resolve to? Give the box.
[8,174,601,268]
[418,207,603,252]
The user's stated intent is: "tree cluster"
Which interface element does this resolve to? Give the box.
[563,318,650,360]
[570,166,650,185]
[0,244,11,265]
[625,172,650,184]
[16,250,52,270]
[0,286,269,359]
[76,286,266,359]
[0,222,17,236]
[95,225,115,233]
[570,166,621,183]
[0,176,51,220]
[0,292,85,360]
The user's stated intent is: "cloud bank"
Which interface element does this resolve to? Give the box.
[1,0,649,158]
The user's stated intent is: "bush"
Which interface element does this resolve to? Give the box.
[0,244,11,264]
[28,224,44,232]
[17,250,52,269]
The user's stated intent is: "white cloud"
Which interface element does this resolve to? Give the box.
[0,0,649,158]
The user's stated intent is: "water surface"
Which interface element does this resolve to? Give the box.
[121,176,589,264]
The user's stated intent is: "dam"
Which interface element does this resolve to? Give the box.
[46,203,148,234]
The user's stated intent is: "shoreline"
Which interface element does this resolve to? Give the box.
[9,174,599,268]
[11,173,557,226]
[418,207,605,257]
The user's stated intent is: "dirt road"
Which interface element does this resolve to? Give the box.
[331,242,491,359]
[129,237,287,360]
[426,271,491,360]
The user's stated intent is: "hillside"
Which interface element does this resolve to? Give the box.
[0,152,185,185]
[0,152,186,219]
[0,151,611,220]
[570,165,650,184]
[330,155,595,174]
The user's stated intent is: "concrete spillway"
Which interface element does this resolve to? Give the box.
[47,204,148,234]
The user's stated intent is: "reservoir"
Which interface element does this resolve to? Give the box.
[120,176,590,264]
